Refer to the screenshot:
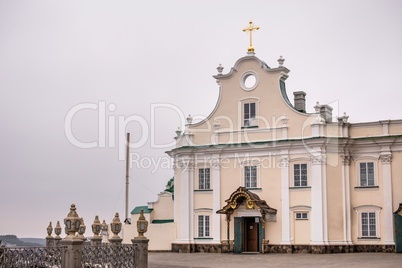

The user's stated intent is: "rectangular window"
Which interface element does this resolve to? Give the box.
[198,168,210,190]
[361,212,376,237]
[295,212,308,220]
[244,103,256,126]
[294,164,308,187]
[198,215,210,237]
[245,166,257,188]
[360,162,374,186]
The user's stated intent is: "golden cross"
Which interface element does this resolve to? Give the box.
[242,20,260,53]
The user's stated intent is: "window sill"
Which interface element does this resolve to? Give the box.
[241,125,258,129]
[295,218,308,220]
[289,186,311,189]
[194,189,213,192]
[246,187,262,191]
[357,237,380,240]
[354,186,379,189]
[194,237,213,240]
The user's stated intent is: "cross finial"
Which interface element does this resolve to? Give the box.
[242,20,260,54]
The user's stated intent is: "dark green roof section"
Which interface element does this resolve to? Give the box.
[280,80,293,108]
[165,177,174,193]
[151,219,174,224]
[131,206,153,214]
[171,135,402,152]
[173,136,342,150]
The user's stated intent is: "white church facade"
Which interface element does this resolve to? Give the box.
[124,32,402,253]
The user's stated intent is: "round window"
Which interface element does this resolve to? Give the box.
[241,71,258,91]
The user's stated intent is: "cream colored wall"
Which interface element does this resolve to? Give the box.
[149,192,174,220]
[147,223,177,251]
[173,171,182,232]
[122,223,136,244]
[349,124,383,137]
[194,192,213,209]
[293,218,310,244]
[326,157,344,242]
[289,189,311,208]
[260,163,282,244]
[389,122,402,135]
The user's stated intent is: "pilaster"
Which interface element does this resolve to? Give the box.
[310,153,326,245]
[341,154,352,244]
[280,155,290,244]
[211,156,221,243]
[380,152,394,244]
[176,157,194,242]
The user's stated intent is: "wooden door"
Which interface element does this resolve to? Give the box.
[245,217,258,252]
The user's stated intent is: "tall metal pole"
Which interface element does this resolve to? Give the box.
[125,132,130,223]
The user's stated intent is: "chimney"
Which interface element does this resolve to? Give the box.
[293,91,306,112]
[320,104,333,123]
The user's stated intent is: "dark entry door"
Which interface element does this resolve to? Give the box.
[395,213,402,252]
[244,217,259,252]
[234,217,243,253]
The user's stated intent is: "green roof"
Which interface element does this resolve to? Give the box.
[131,206,153,214]
[165,177,174,193]
[152,219,174,224]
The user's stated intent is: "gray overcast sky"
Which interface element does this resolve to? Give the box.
[1,0,401,238]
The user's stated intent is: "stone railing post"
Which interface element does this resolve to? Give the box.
[46,222,54,247]
[60,204,84,268]
[132,209,149,268]
[90,236,102,245]
[54,221,62,247]
[132,238,149,268]
[60,238,84,268]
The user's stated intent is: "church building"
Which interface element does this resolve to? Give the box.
[125,22,402,253]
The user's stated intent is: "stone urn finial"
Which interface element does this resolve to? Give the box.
[110,213,122,239]
[217,64,224,75]
[54,221,62,238]
[278,56,285,67]
[46,222,53,238]
[92,215,102,238]
[64,204,81,239]
[136,209,149,239]
[77,217,86,240]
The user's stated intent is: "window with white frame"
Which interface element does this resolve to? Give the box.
[294,164,308,187]
[244,102,256,127]
[360,162,375,186]
[361,212,377,237]
[198,215,210,237]
[198,168,210,190]
[295,212,308,220]
[244,165,257,188]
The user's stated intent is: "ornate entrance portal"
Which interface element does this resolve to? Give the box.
[217,187,277,253]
